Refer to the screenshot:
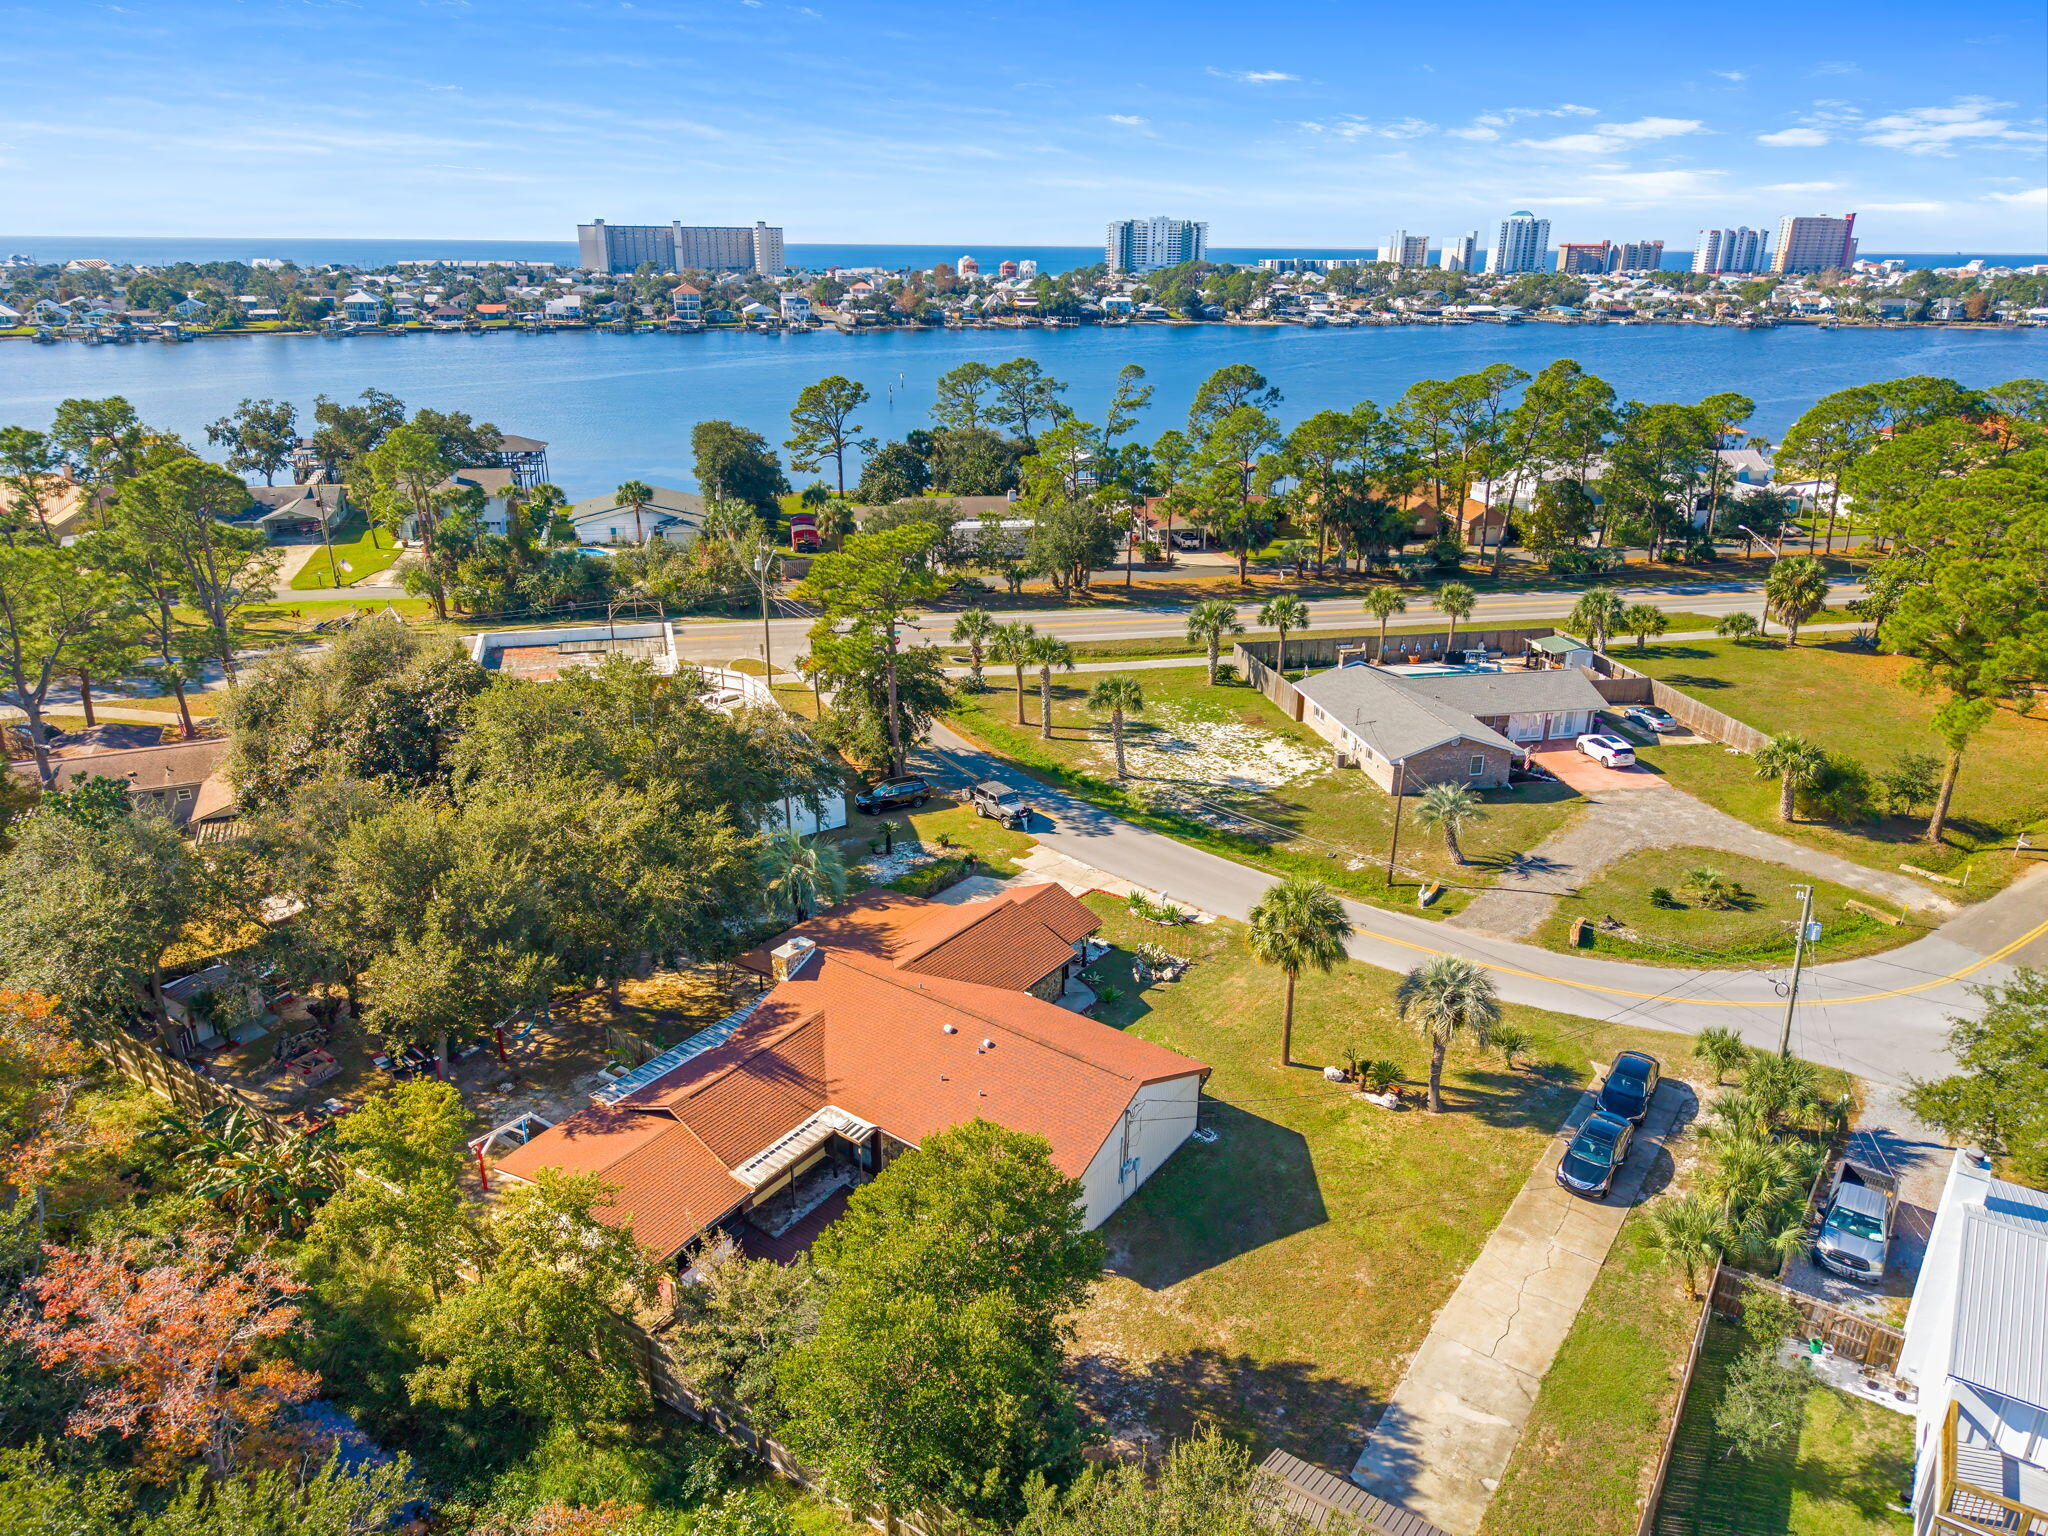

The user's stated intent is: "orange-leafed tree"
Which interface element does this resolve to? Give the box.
[0,990,96,1212]
[7,1233,319,1479]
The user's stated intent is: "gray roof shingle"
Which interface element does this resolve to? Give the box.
[1400,667,1609,720]
[1292,666,1517,759]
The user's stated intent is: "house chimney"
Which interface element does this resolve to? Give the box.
[769,936,817,982]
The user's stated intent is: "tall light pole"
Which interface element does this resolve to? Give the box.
[1777,883,1816,1057]
[753,546,775,680]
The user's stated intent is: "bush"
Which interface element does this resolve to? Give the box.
[1679,866,1743,911]
[1798,752,1876,823]
[1648,885,1680,909]
[1490,1022,1533,1069]
[1359,1059,1402,1094]
[1212,662,1241,686]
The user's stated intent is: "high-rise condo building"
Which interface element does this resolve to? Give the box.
[1490,211,1551,275]
[1382,231,1430,267]
[1438,231,1480,272]
[1612,240,1665,274]
[576,219,786,275]
[1692,227,1768,274]
[1106,217,1209,274]
[1556,241,1611,275]
[1771,214,1857,274]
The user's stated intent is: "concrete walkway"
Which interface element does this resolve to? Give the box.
[1445,761,1956,942]
[1350,1078,1694,1534]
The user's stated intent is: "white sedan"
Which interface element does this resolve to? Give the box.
[1576,733,1638,768]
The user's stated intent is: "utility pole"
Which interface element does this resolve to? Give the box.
[1384,757,1408,885]
[1778,883,1815,1057]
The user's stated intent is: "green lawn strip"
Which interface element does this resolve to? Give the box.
[947,667,1583,917]
[1650,1319,1912,1536]
[1075,893,1730,1468]
[820,804,1034,894]
[1478,1214,1703,1536]
[1621,638,2048,892]
[1532,846,1916,968]
[289,514,406,590]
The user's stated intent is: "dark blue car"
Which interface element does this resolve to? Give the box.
[1598,1050,1660,1124]
[1557,1110,1634,1197]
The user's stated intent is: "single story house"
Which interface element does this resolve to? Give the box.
[1898,1153,2048,1532]
[12,736,239,834]
[565,484,709,546]
[495,883,1207,1268]
[420,466,518,538]
[240,482,348,536]
[1293,659,1608,793]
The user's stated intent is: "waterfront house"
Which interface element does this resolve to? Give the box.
[420,467,517,538]
[340,291,381,322]
[1897,1153,2048,1533]
[493,884,1208,1270]
[238,482,349,538]
[668,284,703,323]
[565,485,709,546]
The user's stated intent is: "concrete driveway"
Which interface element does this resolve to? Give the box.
[1350,1078,1695,1533]
[1526,740,1670,793]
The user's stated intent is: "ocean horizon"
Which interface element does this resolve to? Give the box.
[5,235,2042,277]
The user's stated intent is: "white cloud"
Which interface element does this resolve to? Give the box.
[1985,186,2048,208]
[1713,70,1747,81]
[1810,61,1861,76]
[1104,114,1153,134]
[1301,114,1434,140]
[1759,180,1843,193]
[1580,167,1728,199]
[1860,97,2044,156]
[1757,127,1829,147]
[1448,124,1499,141]
[1859,200,1948,212]
[1208,67,1297,84]
[1520,115,1703,153]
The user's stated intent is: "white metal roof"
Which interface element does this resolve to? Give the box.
[1951,1181,2048,1412]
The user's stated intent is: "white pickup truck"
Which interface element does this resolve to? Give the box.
[1812,1160,1897,1281]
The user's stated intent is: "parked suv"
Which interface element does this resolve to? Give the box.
[967,780,1032,829]
[1576,732,1637,768]
[854,776,933,814]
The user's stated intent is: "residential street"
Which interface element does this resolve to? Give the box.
[915,721,2048,1086]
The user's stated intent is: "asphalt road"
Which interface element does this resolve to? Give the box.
[671,578,1869,668]
[911,721,2047,1087]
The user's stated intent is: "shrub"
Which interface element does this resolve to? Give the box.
[1648,884,1680,909]
[1798,752,1876,823]
[1093,984,1125,1008]
[1359,1059,1402,1094]
[1878,750,1941,817]
[1679,866,1742,911]
[1212,662,1241,686]
[1489,1022,1533,1069]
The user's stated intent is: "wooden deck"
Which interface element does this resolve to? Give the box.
[1258,1449,1453,1536]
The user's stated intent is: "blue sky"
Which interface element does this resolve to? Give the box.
[4,0,2044,248]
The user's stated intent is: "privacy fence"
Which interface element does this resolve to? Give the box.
[1587,657,1773,755]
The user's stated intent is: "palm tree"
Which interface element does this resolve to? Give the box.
[1762,554,1830,647]
[1274,537,1316,578]
[1714,611,1760,644]
[1185,600,1246,685]
[1753,733,1827,822]
[1087,674,1146,778]
[950,608,996,691]
[1026,633,1075,740]
[1394,954,1501,1113]
[614,479,655,544]
[1363,586,1408,662]
[988,621,1036,725]
[759,827,847,922]
[1413,781,1487,864]
[1435,580,1477,657]
[1566,588,1626,654]
[1258,593,1310,677]
[1644,1193,1728,1297]
[1619,602,1669,652]
[1247,876,1353,1067]
[1694,1024,1752,1085]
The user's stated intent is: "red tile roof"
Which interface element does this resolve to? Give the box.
[503,886,1201,1260]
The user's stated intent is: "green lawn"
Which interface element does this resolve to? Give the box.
[288,514,407,590]
[1649,1319,1913,1536]
[1479,1214,1704,1536]
[1534,846,1913,968]
[1621,638,2048,893]
[1074,894,1727,1468]
[949,665,1584,917]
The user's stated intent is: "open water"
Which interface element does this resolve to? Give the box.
[2,320,2040,497]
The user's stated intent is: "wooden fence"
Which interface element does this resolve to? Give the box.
[97,1032,347,1180]
[1589,656,1773,754]
[1709,1266,1905,1371]
[1235,624,1569,673]
[1634,1262,1722,1536]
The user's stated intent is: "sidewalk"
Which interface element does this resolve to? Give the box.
[1350,1077,1695,1534]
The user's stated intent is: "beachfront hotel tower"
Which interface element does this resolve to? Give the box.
[577,219,786,275]
[1692,226,1767,274]
[1438,231,1480,272]
[1489,211,1551,275]
[1106,217,1208,275]
[1771,214,1858,274]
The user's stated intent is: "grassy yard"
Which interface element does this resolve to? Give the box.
[948,665,1584,918]
[1534,846,1913,968]
[288,514,407,590]
[1072,893,1725,1468]
[1479,1213,1704,1536]
[1648,1319,1913,1535]
[1620,638,2048,893]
